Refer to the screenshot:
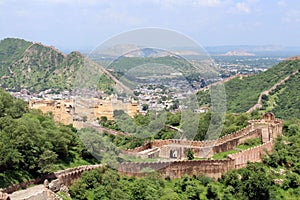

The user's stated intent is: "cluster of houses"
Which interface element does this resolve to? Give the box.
[9,77,209,126]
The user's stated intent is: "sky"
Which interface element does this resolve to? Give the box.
[0,0,300,52]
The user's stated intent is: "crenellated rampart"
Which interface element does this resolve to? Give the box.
[118,139,275,179]
[119,113,282,179]
[228,140,273,169]
[53,164,103,187]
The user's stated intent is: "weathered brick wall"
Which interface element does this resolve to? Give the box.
[118,159,235,179]
[151,139,217,148]
[162,159,235,179]
[125,142,152,153]
[216,125,253,145]
[118,141,274,179]
[119,118,282,179]
[118,161,172,173]
[55,164,103,186]
[227,141,273,169]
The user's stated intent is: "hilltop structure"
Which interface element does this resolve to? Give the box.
[94,97,139,120]
[29,97,139,125]
[29,99,74,125]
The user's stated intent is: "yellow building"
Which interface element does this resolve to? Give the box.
[29,97,139,125]
[95,98,139,120]
[29,99,74,125]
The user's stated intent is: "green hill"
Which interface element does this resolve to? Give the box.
[0,38,32,68]
[197,59,300,119]
[267,71,300,119]
[0,38,83,92]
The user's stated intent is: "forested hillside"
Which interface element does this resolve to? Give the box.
[0,38,84,92]
[265,72,300,119]
[197,59,300,119]
[0,89,95,188]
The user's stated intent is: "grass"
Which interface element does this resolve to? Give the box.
[56,150,99,170]
[212,138,262,159]
[193,157,208,160]
[212,150,240,160]
[57,191,72,200]
[120,154,162,163]
[0,170,33,188]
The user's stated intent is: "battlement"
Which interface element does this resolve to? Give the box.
[119,113,282,179]
[227,140,273,169]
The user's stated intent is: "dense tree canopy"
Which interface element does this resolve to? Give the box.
[0,89,94,188]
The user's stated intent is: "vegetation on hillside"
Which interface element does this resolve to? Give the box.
[0,89,95,188]
[266,72,300,119]
[98,111,256,151]
[197,59,300,115]
[0,38,32,69]
[0,38,83,92]
[109,56,195,75]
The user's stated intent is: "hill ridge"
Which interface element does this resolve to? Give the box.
[0,38,128,92]
[247,68,300,113]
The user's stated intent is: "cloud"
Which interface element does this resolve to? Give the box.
[39,0,100,5]
[192,0,222,7]
[277,0,286,7]
[152,0,223,9]
[282,9,300,24]
[96,8,142,26]
[235,2,251,13]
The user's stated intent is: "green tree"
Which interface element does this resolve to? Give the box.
[186,149,194,160]
[142,104,149,111]
[206,184,219,200]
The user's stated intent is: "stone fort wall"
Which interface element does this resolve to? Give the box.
[126,117,279,159]
[118,139,275,179]
[228,140,273,169]
[119,114,282,179]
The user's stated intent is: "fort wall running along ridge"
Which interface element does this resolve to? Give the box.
[118,113,282,179]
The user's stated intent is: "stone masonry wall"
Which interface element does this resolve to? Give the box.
[228,141,274,169]
[118,159,235,179]
[54,164,103,187]
[118,140,275,179]
[119,116,282,179]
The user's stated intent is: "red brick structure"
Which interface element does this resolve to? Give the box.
[119,113,282,179]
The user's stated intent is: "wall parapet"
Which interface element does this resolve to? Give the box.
[227,140,274,169]
[0,164,103,195]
